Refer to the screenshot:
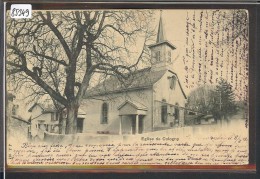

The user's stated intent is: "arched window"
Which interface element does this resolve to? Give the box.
[161,99,167,123]
[101,103,108,124]
[169,75,177,90]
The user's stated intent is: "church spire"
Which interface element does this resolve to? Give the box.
[156,10,166,43]
[149,10,176,72]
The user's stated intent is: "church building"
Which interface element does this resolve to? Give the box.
[81,14,187,135]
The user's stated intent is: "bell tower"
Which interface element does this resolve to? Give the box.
[149,11,176,71]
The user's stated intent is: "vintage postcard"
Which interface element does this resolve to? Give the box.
[5,8,251,169]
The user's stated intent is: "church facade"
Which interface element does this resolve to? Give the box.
[81,14,187,135]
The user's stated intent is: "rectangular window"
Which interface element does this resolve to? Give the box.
[168,51,171,62]
[51,113,54,121]
[56,113,59,121]
[12,105,19,115]
[152,52,157,63]
[156,51,160,62]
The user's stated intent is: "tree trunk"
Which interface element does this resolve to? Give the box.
[57,110,66,134]
[65,104,79,134]
[60,117,66,135]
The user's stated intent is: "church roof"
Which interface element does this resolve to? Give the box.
[11,115,30,124]
[85,67,187,99]
[118,100,148,111]
[85,67,167,97]
[148,40,176,50]
[168,70,187,99]
[28,103,57,113]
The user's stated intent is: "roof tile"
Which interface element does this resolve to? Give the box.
[85,67,167,97]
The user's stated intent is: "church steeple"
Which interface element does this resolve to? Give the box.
[149,10,176,72]
[156,10,166,43]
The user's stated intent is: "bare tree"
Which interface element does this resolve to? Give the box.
[187,79,238,121]
[6,10,155,134]
[186,85,215,114]
[211,9,248,46]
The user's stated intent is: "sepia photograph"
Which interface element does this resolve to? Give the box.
[5,8,250,168]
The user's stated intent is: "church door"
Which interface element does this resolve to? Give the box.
[131,115,143,134]
[77,118,84,133]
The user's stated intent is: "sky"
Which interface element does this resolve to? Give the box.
[153,10,248,101]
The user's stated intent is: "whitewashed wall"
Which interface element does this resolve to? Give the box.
[82,88,153,134]
[153,71,186,129]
